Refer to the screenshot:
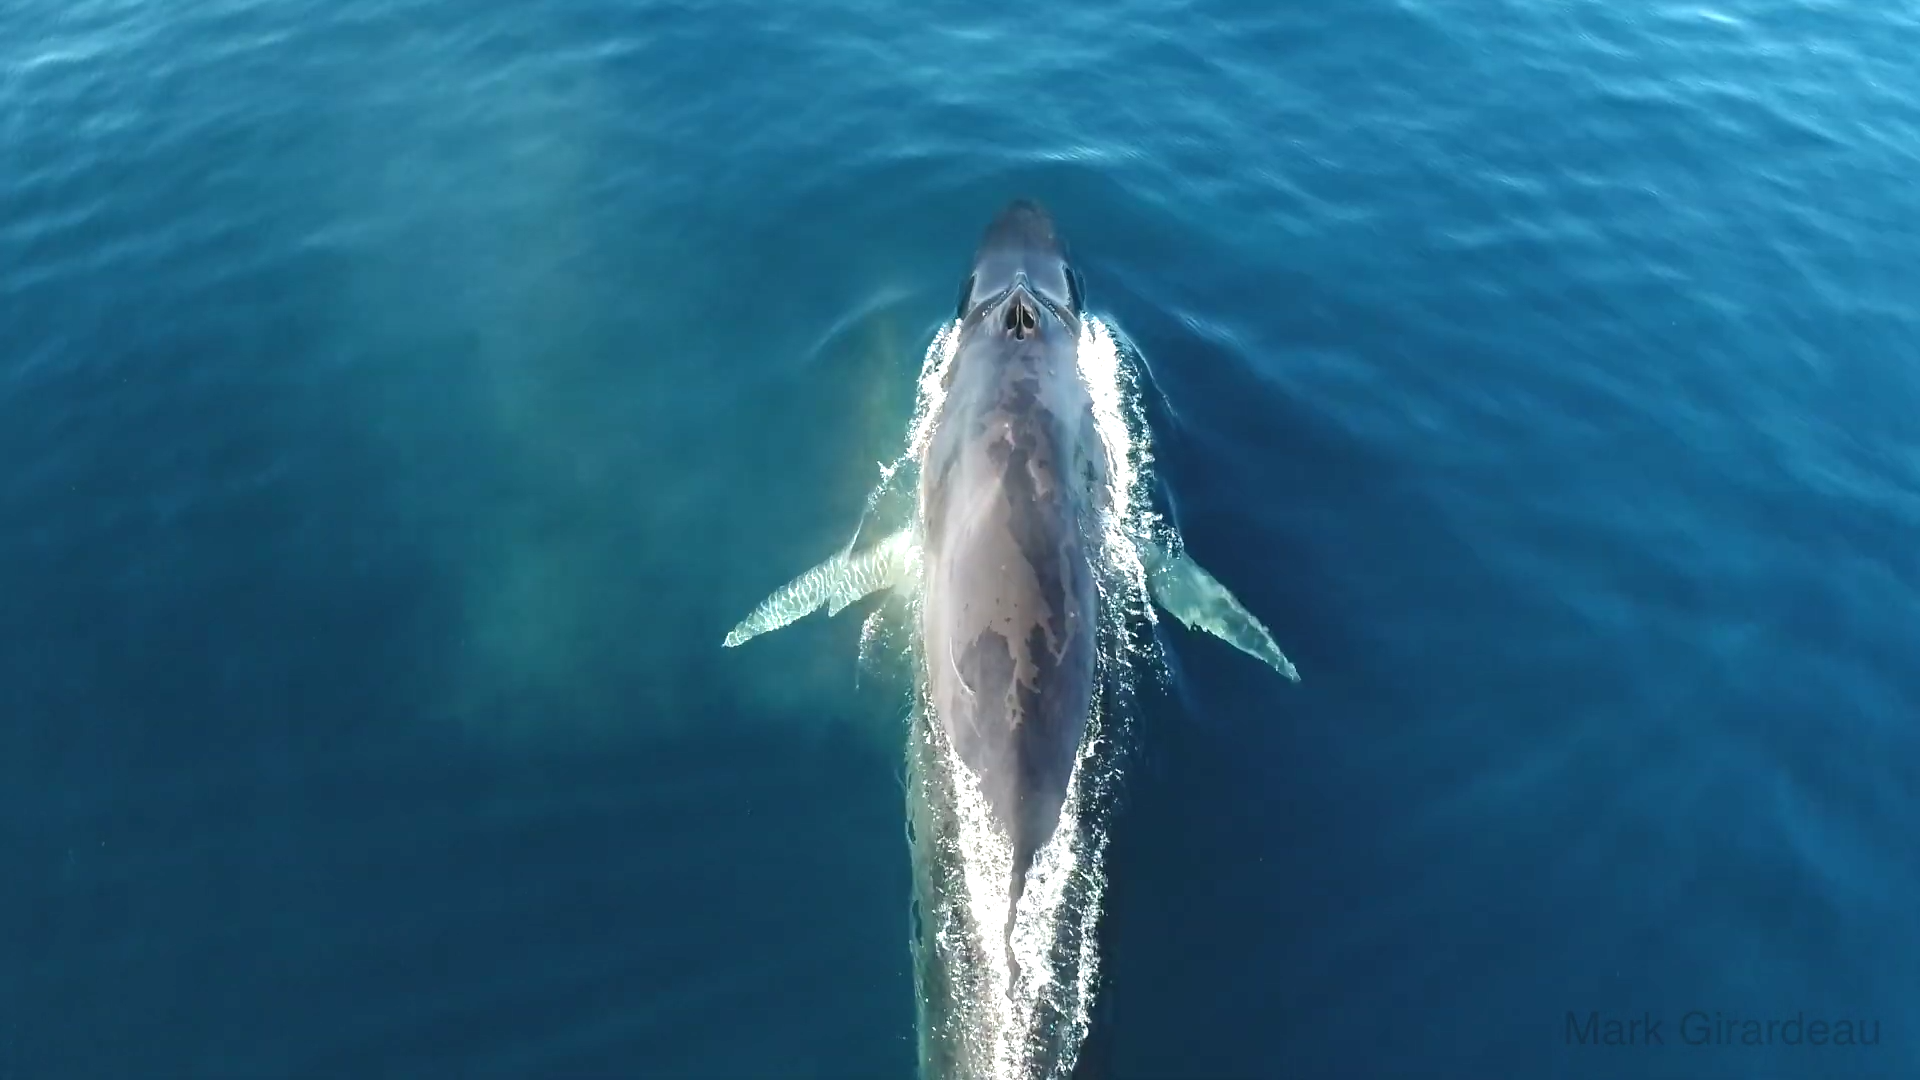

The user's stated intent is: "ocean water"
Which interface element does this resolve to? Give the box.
[4,0,1918,1077]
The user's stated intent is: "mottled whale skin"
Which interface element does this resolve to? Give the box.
[720,201,1300,1013]
[918,201,1104,950]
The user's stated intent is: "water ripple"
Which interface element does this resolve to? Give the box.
[6,0,1920,1075]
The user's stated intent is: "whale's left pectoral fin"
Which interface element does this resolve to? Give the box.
[723,529,920,648]
[1143,545,1300,682]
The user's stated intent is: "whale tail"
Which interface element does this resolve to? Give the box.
[1003,841,1036,999]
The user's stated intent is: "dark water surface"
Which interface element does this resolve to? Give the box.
[4,0,1917,1077]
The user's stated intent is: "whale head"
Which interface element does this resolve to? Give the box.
[955,199,1086,342]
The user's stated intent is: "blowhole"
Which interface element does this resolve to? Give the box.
[1004,297,1039,339]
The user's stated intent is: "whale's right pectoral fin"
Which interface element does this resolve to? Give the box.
[722,528,920,648]
[1143,545,1300,682]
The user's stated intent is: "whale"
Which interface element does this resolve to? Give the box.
[913,199,1105,985]
[723,200,1297,1073]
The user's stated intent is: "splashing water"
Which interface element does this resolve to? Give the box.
[854,315,1177,1079]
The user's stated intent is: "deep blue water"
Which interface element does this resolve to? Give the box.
[4,0,1919,1077]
